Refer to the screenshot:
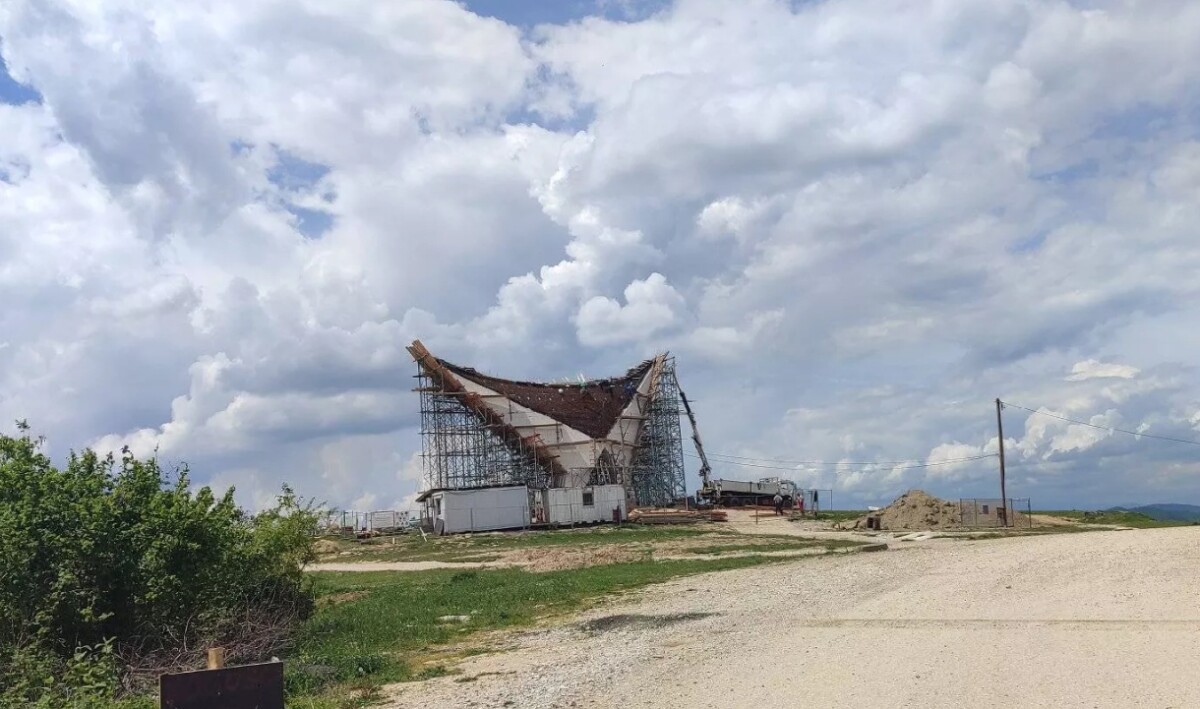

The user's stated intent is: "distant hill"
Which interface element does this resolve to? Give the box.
[1109,504,1200,522]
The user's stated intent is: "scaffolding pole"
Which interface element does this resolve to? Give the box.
[413,355,688,508]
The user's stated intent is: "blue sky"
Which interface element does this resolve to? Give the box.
[3,0,1200,513]
[462,0,667,27]
[463,0,601,26]
[0,53,39,104]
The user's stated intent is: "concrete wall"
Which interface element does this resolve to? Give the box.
[429,486,530,534]
[544,485,627,525]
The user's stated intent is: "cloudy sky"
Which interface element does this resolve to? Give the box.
[3,0,1200,512]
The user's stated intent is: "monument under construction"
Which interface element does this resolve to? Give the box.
[407,340,696,508]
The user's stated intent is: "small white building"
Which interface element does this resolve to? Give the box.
[419,486,531,535]
[418,484,630,534]
[540,485,627,525]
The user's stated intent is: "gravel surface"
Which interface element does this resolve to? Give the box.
[386,527,1200,709]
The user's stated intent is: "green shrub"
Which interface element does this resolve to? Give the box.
[0,422,320,704]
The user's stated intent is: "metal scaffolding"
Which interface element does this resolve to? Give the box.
[416,368,550,491]
[628,358,688,507]
[413,354,689,508]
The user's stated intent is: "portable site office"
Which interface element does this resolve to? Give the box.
[418,484,628,535]
[539,485,626,525]
[418,486,530,535]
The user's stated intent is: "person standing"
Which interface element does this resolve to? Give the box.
[773,492,783,516]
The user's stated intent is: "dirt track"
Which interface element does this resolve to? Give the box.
[393,527,1200,708]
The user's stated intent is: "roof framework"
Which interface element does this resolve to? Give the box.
[408,340,687,507]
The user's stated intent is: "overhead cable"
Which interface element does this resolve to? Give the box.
[701,451,998,467]
[1000,400,1200,448]
[684,451,997,472]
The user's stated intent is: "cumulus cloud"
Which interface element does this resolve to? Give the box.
[1067,359,1140,381]
[4,0,1200,512]
[575,273,685,346]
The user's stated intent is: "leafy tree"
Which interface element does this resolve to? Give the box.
[0,422,320,706]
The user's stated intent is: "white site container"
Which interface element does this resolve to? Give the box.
[424,486,530,535]
[543,485,627,525]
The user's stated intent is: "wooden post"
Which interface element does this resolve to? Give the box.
[207,647,225,670]
[996,398,1008,527]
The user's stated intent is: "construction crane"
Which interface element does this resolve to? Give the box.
[675,375,796,508]
[674,373,711,488]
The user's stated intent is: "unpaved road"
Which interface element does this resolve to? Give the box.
[391,527,1200,708]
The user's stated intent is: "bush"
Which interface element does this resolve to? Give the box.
[0,422,320,705]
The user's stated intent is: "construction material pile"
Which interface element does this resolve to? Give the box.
[629,508,727,524]
[841,490,962,531]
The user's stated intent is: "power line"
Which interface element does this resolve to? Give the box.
[1001,401,1200,448]
[701,450,994,467]
[685,451,997,473]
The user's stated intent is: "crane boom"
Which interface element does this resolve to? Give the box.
[675,374,711,486]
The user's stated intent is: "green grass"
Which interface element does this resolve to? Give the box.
[320,525,733,563]
[289,555,795,702]
[1039,510,1193,528]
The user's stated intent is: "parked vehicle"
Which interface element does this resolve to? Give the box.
[698,477,798,507]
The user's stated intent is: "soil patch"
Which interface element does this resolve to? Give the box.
[314,539,342,555]
[321,590,369,607]
[579,612,716,634]
[506,544,648,572]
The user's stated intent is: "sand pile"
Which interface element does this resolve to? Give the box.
[842,490,962,531]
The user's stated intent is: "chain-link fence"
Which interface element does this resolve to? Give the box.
[318,509,422,537]
[421,501,630,535]
[959,498,1032,528]
[795,489,833,515]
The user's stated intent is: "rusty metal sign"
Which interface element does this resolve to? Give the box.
[160,661,284,709]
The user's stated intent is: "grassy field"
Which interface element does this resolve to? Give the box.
[290,555,801,707]
[319,525,775,563]
[295,523,867,706]
[1039,510,1194,528]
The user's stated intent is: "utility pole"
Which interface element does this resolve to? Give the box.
[995,398,1008,527]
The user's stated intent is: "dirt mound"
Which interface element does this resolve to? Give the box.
[842,490,962,531]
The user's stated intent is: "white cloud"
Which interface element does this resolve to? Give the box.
[1067,359,1140,381]
[1048,411,1118,455]
[695,196,775,242]
[5,0,1200,512]
[575,273,685,346]
[925,442,996,482]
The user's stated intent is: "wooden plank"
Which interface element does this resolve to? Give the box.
[206,647,225,670]
[160,662,283,709]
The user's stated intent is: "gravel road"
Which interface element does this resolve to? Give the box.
[389,527,1200,709]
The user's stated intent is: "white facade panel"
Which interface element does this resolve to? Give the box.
[545,485,627,525]
[429,486,530,534]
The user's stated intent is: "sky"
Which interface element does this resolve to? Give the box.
[3,0,1200,513]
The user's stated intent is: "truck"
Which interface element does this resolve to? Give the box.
[698,477,798,507]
